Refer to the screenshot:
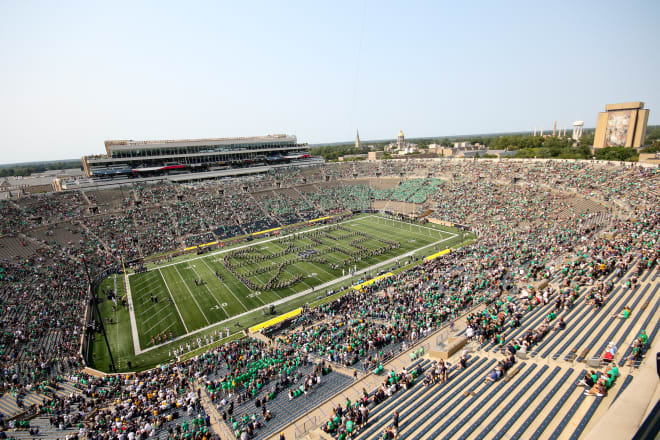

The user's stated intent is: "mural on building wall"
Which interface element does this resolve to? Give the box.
[605,110,631,146]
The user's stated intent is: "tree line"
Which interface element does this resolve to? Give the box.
[312,126,660,163]
[0,160,83,178]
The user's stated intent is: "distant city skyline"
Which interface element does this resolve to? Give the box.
[1,0,658,164]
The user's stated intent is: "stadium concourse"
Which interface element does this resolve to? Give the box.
[0,158,658,440]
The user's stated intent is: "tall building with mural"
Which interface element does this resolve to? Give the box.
[593,102,650,149]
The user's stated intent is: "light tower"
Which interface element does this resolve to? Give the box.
[572,121,584,141]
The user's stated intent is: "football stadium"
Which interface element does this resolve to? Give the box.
[0,158,658,440]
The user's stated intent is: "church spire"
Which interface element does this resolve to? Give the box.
[355,129,361,150]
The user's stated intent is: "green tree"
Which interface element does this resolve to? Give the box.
[644,125,660,142]
[641,140,660,153]
[594,147,638,162]
[579,132,594,148]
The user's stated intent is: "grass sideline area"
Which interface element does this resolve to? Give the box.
[89,214,472,372]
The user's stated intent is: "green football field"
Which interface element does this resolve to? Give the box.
[126,214,457,352]
[89,214,471,372]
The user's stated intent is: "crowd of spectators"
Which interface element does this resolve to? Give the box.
[578,362,620,397]
[0,158,658,439]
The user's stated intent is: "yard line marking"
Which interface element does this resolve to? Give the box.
[138,297,166,316]
[208,259,267,306]
[157,268,189,333]
[134,282,164,307]
[129,214,462,354]
[187,262,231,317]
[132,276,161,290]
[141,303,171,321]
[268,239,336,283]
[148,214,379,271]
[132,272,159,284]
[200,258,252,311]
[133,283,158,296]
[136,229,459,355]
[173,265,211,326]
[248,269,288,299]
[137,279,162,291]
[361,214,447,234]
[136,285,164,308]
[282,265,314,290]
[351,216,449,241]
[145,311,174,335]
[295,260,335,280]
[131,276,153,288]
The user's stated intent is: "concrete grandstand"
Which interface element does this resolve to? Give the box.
[0,158,658,440]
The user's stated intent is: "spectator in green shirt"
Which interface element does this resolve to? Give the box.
[613,306,630,319]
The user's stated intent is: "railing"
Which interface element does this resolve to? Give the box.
[294,416,318,439]
[285,304,490,437]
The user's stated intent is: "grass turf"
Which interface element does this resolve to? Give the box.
[89,214,469,372]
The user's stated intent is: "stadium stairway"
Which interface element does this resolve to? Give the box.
[350,357,629,440]
[219,367,354,440]
[356,357,495,440]
[264,266,660,440]
[405,362,532,439]
[0,379,85,437]
[0,380,80,420]
[349,359,435,438]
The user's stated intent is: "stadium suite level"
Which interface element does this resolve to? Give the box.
[81,134,315,178]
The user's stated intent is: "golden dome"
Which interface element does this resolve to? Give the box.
[398,130,404,137]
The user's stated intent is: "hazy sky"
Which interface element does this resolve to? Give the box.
[1,0,658,164]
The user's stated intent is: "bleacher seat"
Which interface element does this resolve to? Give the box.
[455,365,547,439]
[568,396,604,440]
[529,369,586,439]
[380,358,494,439]
[499,367,574,440]
[422,364,530,439]
[547,390,588,439]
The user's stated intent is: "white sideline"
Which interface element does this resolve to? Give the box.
[158,268,190,333]
[127,215,459,355]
